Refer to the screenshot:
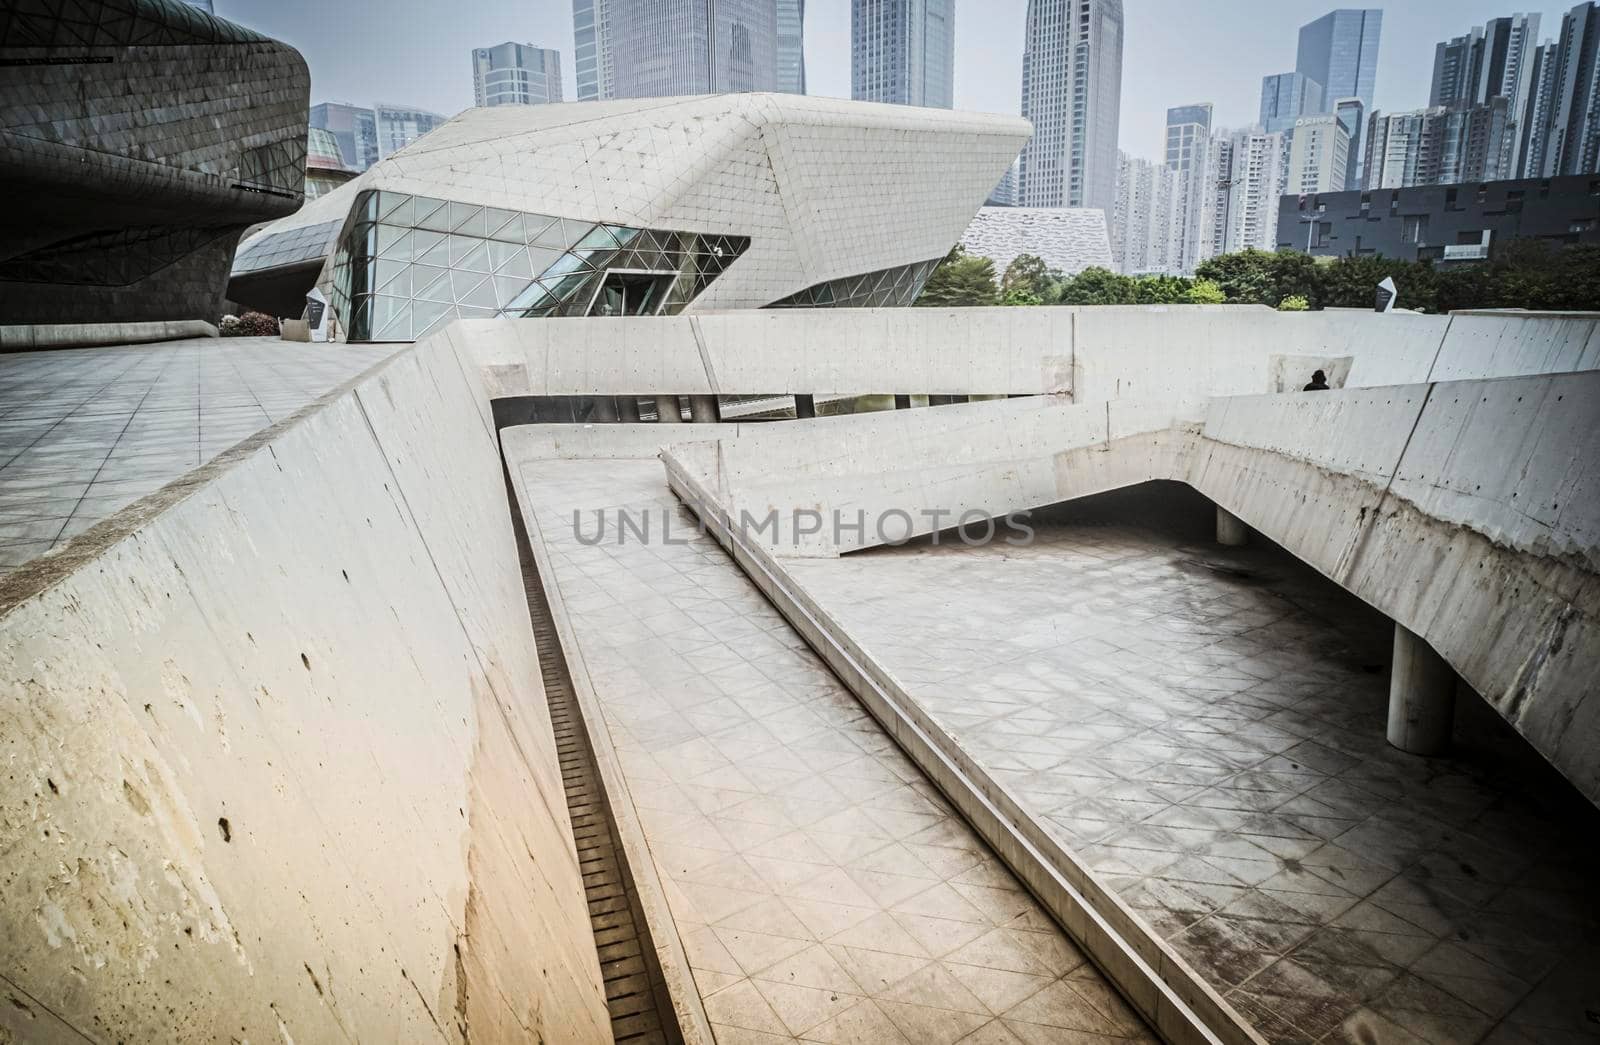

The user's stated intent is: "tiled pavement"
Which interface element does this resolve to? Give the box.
[0,337,394,573]
[783,490,1600,1045]
[510,456,1156,1045]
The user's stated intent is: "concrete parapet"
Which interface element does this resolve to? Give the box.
[0,340,608,1041]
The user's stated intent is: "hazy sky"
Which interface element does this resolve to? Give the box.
[227,0,1554,161]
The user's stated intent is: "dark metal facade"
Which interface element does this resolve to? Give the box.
[1277,174,1600,264]
[0,0,310,327]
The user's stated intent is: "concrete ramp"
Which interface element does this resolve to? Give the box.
[661,373,1600,805]
[0,341,609,1042]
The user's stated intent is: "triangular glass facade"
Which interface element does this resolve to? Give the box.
[332,189,752,341]
[764,258,943,309]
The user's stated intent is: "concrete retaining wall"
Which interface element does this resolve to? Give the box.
[661,373,1600,804]
[452,306,1598,405]
[0,342,608,1042]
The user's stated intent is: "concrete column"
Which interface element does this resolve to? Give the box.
[1387,624,1456,755]
[1216,507,1248,546]
[618,396,641,422]
[654,395,683,423]
[687,394,721,423]
[794,394,816,419]
[893,394,912,410]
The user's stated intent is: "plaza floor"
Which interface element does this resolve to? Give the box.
[0,338,394,573]
[782,484,1600,1045]
[509,452,1156,1045]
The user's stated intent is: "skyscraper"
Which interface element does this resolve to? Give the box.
[850,0,954,108]
[1112,153,1178,274]
[1259,72,1324,134]
[473,43,563,107]
[1297,9,1381,183]
[573,0,612,100]
[1363,101,1512,189]
[1533,1,1600,178]
[605,0,778,97]
[777,0,806,93]
[310,102,380,172]
[1018,0,1124,213]
[1215,129,1286,254]
[1296,9,1382,109]
[1165,103,1214,274]
[1430,14,1541,175]
[373,105,447,161]
[1332,96,1366,189]
[1431,14,1541,109]
[1286,114,1349,195]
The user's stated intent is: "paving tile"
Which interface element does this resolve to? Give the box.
[783,498,1600,1045]
[511,458,1153,1043]
[0,338,392,574]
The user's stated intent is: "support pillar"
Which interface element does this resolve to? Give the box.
[794,394,816,419]
[688,394,721,423]
[893,394,912,410]
[618,396,641,422]
[1215,506,1248,546]
[1387,624,1456,755]
[654,395,683,423]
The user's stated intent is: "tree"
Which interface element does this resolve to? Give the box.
[1001,253,1053,300]
[1186,278,1226,304]
[1055,267,1137,304]
[916,245,998,307]
[1194,248,1278,304]
[1001,287,1044,307]
[1277,294,1310,312]
[1132,274,1193,304]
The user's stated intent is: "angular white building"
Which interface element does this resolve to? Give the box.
[960,206,1112,279]
[230,95,1029,339]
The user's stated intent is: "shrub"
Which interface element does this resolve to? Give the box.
[1186,278,1226,304]
[222,311,280,337]
[1277,294,1310,312]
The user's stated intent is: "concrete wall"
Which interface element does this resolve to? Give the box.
[0,341,608,1042]
[453,306,1599,403]
[660,372,1600,804]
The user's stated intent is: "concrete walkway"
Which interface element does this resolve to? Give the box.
[782,494,1600,1045]
[0,338,394,573]
[508,451,1156,1045]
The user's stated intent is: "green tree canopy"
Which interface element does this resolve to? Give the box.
[916,245,999,307]
[1001,253,1054,300]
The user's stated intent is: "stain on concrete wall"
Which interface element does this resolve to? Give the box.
[0,341,608,1042]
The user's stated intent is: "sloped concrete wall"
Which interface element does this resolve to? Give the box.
[662,373,1600,803]
[0,343,608,1042]
[665,396,1199,554]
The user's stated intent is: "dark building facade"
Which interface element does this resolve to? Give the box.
[0,0,310,328]
[1278,174,1600,264]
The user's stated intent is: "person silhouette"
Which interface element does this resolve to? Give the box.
[1303,369,1330,391]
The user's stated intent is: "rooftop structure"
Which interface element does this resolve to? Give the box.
[960,206,1113,280]
[228,95,1029,337]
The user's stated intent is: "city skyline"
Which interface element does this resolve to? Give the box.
[226,0,1551,163]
